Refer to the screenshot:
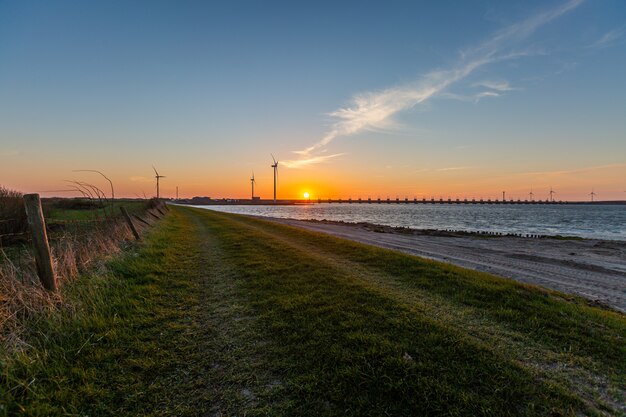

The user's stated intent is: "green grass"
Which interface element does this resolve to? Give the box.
[1,206,624,416]
[0,199,148,266]
[43,200,146,222]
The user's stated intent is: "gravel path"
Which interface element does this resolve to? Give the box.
[266,217,626,312]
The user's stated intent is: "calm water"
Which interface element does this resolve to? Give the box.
[192,203,626,241]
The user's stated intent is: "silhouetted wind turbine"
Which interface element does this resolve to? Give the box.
[271,154,279,203]
[153,166,165,199]
[529,188,534,201]
[250,171,256,199]
[590,188,597,202]
[549,186,556,202]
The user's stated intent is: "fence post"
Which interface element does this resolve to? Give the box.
[132,214,151,226]
[120,207,140,241]
[23,193,57,291]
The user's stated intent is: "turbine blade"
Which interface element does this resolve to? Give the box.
[271,153,276,164]
[153,165,159,176]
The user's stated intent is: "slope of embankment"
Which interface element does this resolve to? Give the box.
[2,206,624,416]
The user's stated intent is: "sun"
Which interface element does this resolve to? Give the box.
[303,192,310,199]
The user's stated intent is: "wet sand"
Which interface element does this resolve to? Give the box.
[265,217,626,313]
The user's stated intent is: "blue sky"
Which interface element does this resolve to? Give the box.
[0,0,625,199]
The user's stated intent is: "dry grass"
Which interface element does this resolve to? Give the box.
[50,220,132,283]
[0,186,27,245]
[0,249,59,351]
[0,203,161,352]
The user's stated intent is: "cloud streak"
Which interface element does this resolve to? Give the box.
[588,27,626,49]
[284,0,583,167]
[512,163,626,178]
[437,166,473,172]
[472,80,517,92]
[130,176,152,183]
[281,153,345,169]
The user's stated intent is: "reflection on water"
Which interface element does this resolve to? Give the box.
[192,203,626,241]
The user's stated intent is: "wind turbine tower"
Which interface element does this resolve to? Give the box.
[153,166,165,199]
[529,188,534,201]
[271,154,279,203]
[250,172,256,199]
[549,186,556,202]
[590,188,597,202]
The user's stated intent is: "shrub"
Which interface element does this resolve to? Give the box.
[54,198,102,210]
[145,197,163,210]
[0,186,27,244]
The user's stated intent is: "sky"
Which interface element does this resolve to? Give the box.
[1,0,625,201]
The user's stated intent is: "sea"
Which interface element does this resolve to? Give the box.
[192,203,626,241]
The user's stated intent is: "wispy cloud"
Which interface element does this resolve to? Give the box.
[513,163,626,178]
[441,90,501,103]
[130,176,152,183]
[284,0,584,168]
[589,27,626,49]
[437,166,473,172]
[281,153,344,168]
[472,80,517,91]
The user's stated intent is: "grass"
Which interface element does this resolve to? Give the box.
[43,199,146,222]
[0,198,158,353]
[1,206,624,416]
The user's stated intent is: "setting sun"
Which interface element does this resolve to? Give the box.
[303,192,310,199]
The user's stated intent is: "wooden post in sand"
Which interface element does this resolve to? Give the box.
[23,193,57,291]
[120,207,141,241]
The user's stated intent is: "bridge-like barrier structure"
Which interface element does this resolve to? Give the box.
[316,197,564,204]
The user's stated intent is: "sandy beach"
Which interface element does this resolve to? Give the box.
[266,217,626,313]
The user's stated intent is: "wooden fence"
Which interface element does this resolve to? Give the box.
[19,194,168,291]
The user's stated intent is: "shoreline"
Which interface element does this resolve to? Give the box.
[284,218,601,241]
[181,203,626,242]
[255,215,626,313]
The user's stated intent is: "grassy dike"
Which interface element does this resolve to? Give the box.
[1,206,625,416]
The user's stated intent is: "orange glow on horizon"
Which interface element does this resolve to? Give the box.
[2,159,625,202]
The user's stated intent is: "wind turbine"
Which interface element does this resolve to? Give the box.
[590,188,597,202]
[549,186,556,202]
[271,154,279,203]
[250,171,256,199]
[153,166,165,199]
[529,188,534,201]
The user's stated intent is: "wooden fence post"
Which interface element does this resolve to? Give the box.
[23,193,57,291]
[120,207,140,240]
[132,214,151,226]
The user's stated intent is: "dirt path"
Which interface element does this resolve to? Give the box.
[263,217,626,312]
